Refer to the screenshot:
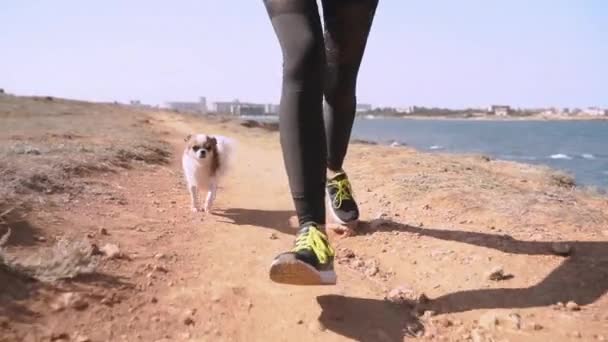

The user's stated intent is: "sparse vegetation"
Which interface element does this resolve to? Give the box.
[0,95,170,280]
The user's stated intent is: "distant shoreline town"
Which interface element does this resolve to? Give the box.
[128,96,606,120]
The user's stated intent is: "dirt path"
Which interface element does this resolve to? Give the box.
[2,108,607,342]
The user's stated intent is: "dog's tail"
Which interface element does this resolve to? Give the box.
[216,135,237,178]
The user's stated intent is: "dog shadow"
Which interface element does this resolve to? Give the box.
[214,208,297,235]
[316,295,424,341]
[358,220,608,314]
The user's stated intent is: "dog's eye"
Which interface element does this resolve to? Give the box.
[192,146,200,151]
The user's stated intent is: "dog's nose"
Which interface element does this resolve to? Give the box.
[199,150,207,158]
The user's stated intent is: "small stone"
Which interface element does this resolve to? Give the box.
[354,259,365,268]
[211,294,221,303]
[50,332,69,341]
[51,292,88,311]
[35,236,47,242]
[151,297,158,304]
[99,227,109,235]
[100,243,122,259]
[365,265,379,277]
[572,331,582,338]
[153,265,168,273]
[340,248,355,259]
[551,242,572,256]
[566,301,581,311]
[154,253,166,260]
[297,319,304,325]
[532,323,543,331]
[183,316,195,326]
[269,233,278,240]
[435,317,452,328]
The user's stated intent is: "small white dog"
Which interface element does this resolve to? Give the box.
[182,133,235,213]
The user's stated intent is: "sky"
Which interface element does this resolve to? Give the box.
[1,1,606,109]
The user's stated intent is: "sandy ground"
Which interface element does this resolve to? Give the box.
[1,97,607,341]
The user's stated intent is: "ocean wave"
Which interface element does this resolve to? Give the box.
[501,155,538,161]
[429,145,444,150]
[581,153,596,160]
[550,153,572,160]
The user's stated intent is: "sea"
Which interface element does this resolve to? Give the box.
[242,115,608,189]
[352,117,608,189]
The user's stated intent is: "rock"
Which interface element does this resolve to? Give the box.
[435,317,453,328]
[100,243,122,259]
[365,265,379,277]
[297,319,304,325]
[551,242,572,256]
[51,292,88,311]
[532,323,543,331]
[154,253,166,260]
[50,332,69,341]
[269,233,278,240]
[566,301,581,311]
[153,265,168,273]
[99,227,109,235]
[183,316,195,326]
[385,286,420,306]
[339,248,355,259]
[151,297,158,304]
[486,266,510,281]
[479,311,522,331]
[35,236,47,242]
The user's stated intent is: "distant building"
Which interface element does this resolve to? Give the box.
[581,107,607,116]
[213,99,266,116]
[355,103,373,113]
[130,100,142,106]
[488,105,511,116]
[166,97,208,114]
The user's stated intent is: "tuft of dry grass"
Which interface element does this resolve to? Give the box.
[0,229,99,282]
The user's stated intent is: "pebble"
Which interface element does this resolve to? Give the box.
[551,242,572,256]
[35,236,47,242]
[183,317,195,326]
[50,332,69,341]
[100,243,122,259]
[154,253,166,260]
[51,292,88,311]
[99,227,109,235]
[365,265,379,277]
[566,301,581,311]
[269,233,278,240]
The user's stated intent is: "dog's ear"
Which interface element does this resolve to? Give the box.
[184,134,192,143]
[208,136,217,147]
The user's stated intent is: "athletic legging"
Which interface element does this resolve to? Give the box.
[264,0,378,225]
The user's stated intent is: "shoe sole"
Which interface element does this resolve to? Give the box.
[326,189,359,226]
[269,255,337,286]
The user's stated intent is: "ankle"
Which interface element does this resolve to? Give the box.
[327,168,344,178]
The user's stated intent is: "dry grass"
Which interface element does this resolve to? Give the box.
[0,228,98,282]
[0,95,170,212]
[0,95,170,280]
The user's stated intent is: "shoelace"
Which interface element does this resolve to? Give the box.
[328,178,354,209]
[293,226,334,264]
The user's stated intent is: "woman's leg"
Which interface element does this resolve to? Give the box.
[322,0,379,171]
[321,0,379,224]
[264,0,336,285]
[264,0,327,226]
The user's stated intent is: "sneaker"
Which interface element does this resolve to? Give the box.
[326,171,359,224]
[269,222,337,285]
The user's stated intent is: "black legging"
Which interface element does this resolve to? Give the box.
[264,0,378,225]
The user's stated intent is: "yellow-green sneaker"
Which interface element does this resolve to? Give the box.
[269,222,337,285]
[326,171,359,224]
